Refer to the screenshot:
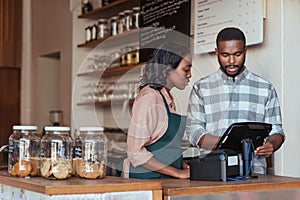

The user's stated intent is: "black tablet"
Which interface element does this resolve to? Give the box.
[216,122,272,152]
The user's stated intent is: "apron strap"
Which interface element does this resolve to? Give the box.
[159,90,171,115]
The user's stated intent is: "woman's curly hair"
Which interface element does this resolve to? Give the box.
[140,42,190,90]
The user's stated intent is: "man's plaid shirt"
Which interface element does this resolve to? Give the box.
[186,68,285,147]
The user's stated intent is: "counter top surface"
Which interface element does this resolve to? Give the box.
[157,175,300,197]
[0,170,161,195]
[1,170,300,197]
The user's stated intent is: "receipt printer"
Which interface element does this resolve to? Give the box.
[189,149,240,182]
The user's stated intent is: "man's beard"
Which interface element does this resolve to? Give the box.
[219,56,246,78]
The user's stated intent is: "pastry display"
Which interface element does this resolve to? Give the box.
[76,159,106,179]
[40,158,72,179]
[9,158,40,178]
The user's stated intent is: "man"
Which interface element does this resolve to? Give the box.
[186,27,285,174]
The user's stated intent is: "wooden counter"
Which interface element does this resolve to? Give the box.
[159,175,300,200]
[1,169,300,200]
[0,170,162,200]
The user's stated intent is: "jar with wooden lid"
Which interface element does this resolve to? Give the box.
[8,125,40,178]
[40,126,73,179]
[76,126,107,179]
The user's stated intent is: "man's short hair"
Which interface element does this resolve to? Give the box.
[216,27,246,48]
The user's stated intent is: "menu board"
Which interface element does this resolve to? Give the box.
[194,0,264,54]
[140,0,191,62]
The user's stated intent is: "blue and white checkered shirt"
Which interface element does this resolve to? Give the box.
[186,68,285,174]
[186,68,284,146]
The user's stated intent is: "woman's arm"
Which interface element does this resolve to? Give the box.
[142,157,190,179]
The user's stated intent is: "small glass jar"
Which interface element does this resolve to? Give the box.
[132,7,141,29]
[91,23,98,41]
[85,26,92,42]
[98,19,109,38]
[40,126,73,180]
[117,12,125,34]
[124,10,133,31]
[109,16,118,36]
[8,125,40,178]
[76,126,107,179]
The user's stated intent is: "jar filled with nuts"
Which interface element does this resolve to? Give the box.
[76,126,107,179]
[8,125,40,178]
[40,126,73,180]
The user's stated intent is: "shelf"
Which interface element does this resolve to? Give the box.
[77,62,145,77]
[77,99,134,106]
[77,29,140,48]
[78,0,140,20]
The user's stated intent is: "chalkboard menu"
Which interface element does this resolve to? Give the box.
[139,0,191,62]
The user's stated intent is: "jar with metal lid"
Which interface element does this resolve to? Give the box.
[117,12,125,34]
[40,126,73,179]
[132,7,141,29]
[124,10,133,31]
[109,16,118,36]
[8,125,40,178]
[76,126,107,179]
[98,19,109,38]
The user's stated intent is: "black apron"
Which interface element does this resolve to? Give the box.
[128,91,187,179]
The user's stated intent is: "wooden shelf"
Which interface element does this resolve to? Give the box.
[77,62,145,77]
[77,99,134,106]
[77,29,140,48]
[78,0,140,20]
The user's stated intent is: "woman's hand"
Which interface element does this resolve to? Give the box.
[175,168,190,179]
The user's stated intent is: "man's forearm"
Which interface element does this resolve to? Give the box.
[266,133,285,152]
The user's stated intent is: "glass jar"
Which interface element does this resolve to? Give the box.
[98,19,109,39]
[109,16,118,36]
[132,7,141,29]
[76,126,107,179]
[40,126,73,179]
[85,26,92,43]
[117,12,125,34]
[8,125,40,178]
[124,10,133,31]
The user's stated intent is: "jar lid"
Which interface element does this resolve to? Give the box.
[79,126,104,132]
[98,18,108,23]
[13,125,38,131]
[132,7,140,11]
[44,126,70,132]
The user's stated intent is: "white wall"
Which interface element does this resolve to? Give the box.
[282,0,300,177]
[21,0,72,129]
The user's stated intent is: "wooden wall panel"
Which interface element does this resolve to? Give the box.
[0,0,22,67]
[0,67,20,164]
[0,0,22,164]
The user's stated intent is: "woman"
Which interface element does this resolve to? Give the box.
[121,42,192,179]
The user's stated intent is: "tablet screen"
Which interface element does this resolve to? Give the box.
[216,122,272,152]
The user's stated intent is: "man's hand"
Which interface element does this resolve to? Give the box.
[254,141,274,157]
[254,133,284,157]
